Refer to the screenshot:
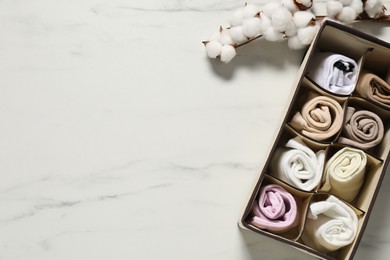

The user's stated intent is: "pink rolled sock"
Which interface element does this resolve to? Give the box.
[250,184,299,233]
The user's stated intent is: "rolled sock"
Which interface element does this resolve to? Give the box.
[290,94,344,141]
[250,184,299,233]
[270,137,325,191]
[307,52,358,95]
[355,72,390,110]
[339,107,384,149]
[322,147,367,202]
[301,195,358,253]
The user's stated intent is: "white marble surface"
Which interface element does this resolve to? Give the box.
[0,0,390,259]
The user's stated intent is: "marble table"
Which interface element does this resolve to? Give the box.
[1,0,389,259]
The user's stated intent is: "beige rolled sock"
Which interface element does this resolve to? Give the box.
[355,72,390,110]
[322,147,367,202]
[339,107,384,149]
[290,94,344,141]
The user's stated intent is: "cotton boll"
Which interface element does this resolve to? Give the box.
[297,23,320,45]
[205,41,223,58]
[263,27,285,41]
[365,0,381,10]
[229,7,245,26]
[337,6,358,22]
[229,26,247,43]
[285,20,297,37]
[281,0,299,13]
[220,45,236,63]
[244,4,260,18]
[293,11,316,28]
[219,29,234,45]
[242,17,262,38]
[208,31,221,42]
[260,14,272,31]
[205,41,223,59]
[263,2,282,18]
[271,7,292,32]
[288,35,306,49]
[350,0,363,14]
[327,0,343,17]
[364,0,382,18]
[340,0,353,5]
[298,0,313,8]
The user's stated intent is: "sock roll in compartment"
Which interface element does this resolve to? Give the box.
[355,72,390,110]
[301,195,358,253]
[321,147,367,202]
[270,137,325,191]
[290,94,344,141]
[249,184,299,233]
[307,52,358,95]
[339,106,384,149]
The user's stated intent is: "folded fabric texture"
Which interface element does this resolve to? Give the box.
[339,107,384,149]
[250,184,299,233]
[307,52,358,95]
[355,72,390,110]
[301,195,358,253]
[290,95,344,141]
[270,137,325,191]
[322,147,367,202]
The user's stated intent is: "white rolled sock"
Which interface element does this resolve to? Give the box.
[307,52,358,95]
[270,137,325,191]
[302,195,358,253]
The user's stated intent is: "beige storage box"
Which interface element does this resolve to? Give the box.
[239,20,390,260]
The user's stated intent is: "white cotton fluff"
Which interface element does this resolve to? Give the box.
[364,0,382,18]
[260,14,272,31]
[340,0,353,5]
[297,24,320,45]
[263,2,282,18]
[281,0,299,13]
[244,4,260,18]
[288,35,306,49]
[327,1,344,17]
[350,0,363,14]
[205,41,223,58]
[242,17,262,38]
[285,20,297,37]
[220,45,236,63]
[337,6,358,22]
[271,7,292,32]
[229,7,245,26]
[293,11,316,28]
[229,26,247,43]
[219,29,234,45]
[299,0,312,8]
[208,31,221,42]
[263,27,285,41]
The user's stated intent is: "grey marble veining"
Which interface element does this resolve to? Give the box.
[0,0,389,259]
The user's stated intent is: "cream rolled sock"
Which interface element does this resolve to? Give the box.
[322,147,367,202]
[270,137,325,191]
[301,195,358,253]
